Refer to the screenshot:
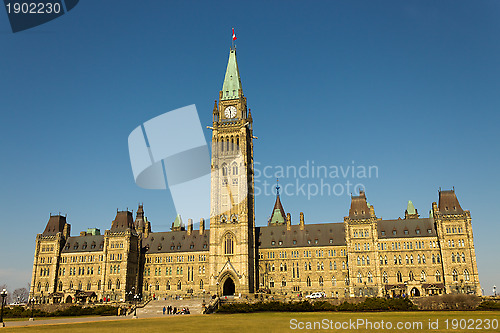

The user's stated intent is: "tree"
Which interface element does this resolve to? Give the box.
[12,288,29,304]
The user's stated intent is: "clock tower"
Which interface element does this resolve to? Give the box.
[209,46,256,295]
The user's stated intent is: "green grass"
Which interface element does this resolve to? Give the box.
[2,311,499,333]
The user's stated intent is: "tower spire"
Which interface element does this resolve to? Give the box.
[221,46,242,101]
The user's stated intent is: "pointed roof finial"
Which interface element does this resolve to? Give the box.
[276,178,280,196]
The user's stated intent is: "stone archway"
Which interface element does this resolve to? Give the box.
[410,287,420,297]
[65,295,73,303]
[223,277,235,296]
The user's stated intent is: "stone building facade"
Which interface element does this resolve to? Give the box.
[29,46,481,303]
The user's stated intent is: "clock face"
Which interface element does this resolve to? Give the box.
[224,106,237,118]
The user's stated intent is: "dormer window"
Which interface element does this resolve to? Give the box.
[278,240,283,246]
[307,240,311,244]
[170,244,175,250]
[445,207,449,211]
[314,239,319,244]
[404,229,409,235]
[415,229,420,235]
[271,240,276,246]
[73,243,79,250]
[293,240,297,245]
[190,243,194,249]
[392,230,397,235]
[158,244,162,250]
[91,242,96,249]
[82,242,87,249]
[427,229,432,234]
[381,230,385,236]
[329,239,333,244]
[65,243,70,250]
[203,243,207,249]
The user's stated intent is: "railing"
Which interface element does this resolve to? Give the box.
[203,297,220,314]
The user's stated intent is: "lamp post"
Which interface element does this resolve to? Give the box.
[133,293,139,318]
[29,297,35,321]
[0,288,7,327]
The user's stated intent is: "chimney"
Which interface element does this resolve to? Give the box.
[299,212,305,230]
[187,218,193,235]
[199,218,205,235]
[286,213,291,231]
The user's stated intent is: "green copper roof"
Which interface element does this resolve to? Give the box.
[221,48,242,100]
[270,208,285,224]
[407,200,416,215]
[173,214,182,228]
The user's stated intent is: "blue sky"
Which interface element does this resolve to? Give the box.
[0,1,498,294]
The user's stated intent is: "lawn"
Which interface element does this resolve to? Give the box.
[2,311,499,333]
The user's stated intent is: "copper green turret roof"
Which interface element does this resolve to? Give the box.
[221,47,242,100]
[269,194,286,225]
[407,200,416,215]
[173,214,182,228]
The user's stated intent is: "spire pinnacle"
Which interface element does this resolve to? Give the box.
[221,47,242,100]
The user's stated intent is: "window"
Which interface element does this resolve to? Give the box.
[393,230,397,235]
[357,272,362,283]
[397,271,402,283]
[421,271,426,282]
[464,269,470,281]
[409,271,414,281]
[232,163,238,175]
[222,234,234,255]
[319,276,323,286]
[382,271,388,283]
[452,270,458,282]
[282,278,287,287]
[306,277,311,287]
[367,271,373,283]
[435,270,441,282]
[177,281,182,290]
[200,280,204,290]
[108,280,112,289]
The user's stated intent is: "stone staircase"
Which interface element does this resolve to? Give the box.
[132,297,206,318]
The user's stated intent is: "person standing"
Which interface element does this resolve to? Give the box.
[163,306,166,315]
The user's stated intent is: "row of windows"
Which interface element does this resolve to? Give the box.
[270,238,341,246]
[61,255,102,263]
[391,254,440,265]
[40,245,54,252]
[64,241,103,250]
[63,266,101,276]
[39,257,53,264]
[354,243,370,251]
[266,249,346,259]
[109,253,123,261]
[446,226,463,234]
[144,279,205,291]
[110,242,124,249]
[449,239,466,248]
[451,252,466,263]
[353,229,369,238]
[268,276,346,288]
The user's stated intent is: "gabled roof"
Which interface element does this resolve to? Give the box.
[221,48,242,100]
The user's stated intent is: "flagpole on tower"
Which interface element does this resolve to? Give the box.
[232,27,237,50]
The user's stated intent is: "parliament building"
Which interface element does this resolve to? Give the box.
[30,47,481,304]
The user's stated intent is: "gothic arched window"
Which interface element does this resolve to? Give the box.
[224,233,234,255]
[464,269,470,281]
[382,271,388,283]
[397,271,403,283]
[232,163,238,175]
[452,269,458,282]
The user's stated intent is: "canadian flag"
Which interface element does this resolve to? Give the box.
[232,28,237,41]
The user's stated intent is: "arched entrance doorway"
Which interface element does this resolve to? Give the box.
[410,287,420,297]
[65,295,73,303]
[223,277,235,296]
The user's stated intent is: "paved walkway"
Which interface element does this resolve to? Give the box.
[3,297,206,328]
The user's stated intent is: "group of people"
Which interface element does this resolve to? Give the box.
[162,305,190,315]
